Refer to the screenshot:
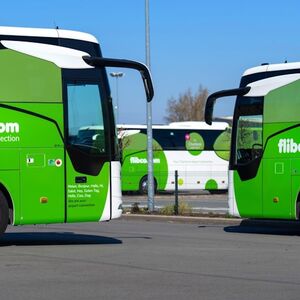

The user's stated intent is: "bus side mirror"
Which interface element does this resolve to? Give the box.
[204,87,251,125]
[83,56,154,102]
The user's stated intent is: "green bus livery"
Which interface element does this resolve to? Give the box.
[0,26,153,234]
[205,61,300,219]
[118,122,230,194]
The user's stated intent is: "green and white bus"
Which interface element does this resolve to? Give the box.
[205,61,300,220]
[0,26,153,234]
[118,121,230,194]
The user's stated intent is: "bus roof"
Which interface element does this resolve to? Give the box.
[245,73,300,97]
[1,40,92,69]
[0,26,98,44]
[243,61,300,77]
[118,121,229,130]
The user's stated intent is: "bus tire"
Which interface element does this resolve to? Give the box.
[0,191,9,235]
[209,189,227,195]
[139,176,157,195]
[296,199,300,220]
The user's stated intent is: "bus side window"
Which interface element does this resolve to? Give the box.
[154,130,176,150]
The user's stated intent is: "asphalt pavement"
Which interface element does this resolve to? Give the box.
[1,218,300,299]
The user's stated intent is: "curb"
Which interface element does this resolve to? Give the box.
[121,213,241,225]
[121,213,300,229]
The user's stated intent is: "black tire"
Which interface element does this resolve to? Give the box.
[139,176,157,195]
[297,201,300,220]
[208,189,227,195]
[0,191,9,235]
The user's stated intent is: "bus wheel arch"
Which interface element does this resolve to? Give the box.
[0,185,11,234]
[296,194,300,220]
[0,184,13,225]
[139,175,157,195]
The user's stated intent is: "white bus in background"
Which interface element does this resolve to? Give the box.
[118,121,231,194]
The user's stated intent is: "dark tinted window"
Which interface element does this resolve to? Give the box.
[232,96,264,166]
[122,128,227,151]
[150,129,225,150]
[67,83,106,154]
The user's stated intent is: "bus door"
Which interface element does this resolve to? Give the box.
[20,148,65,224]
[291,158,300,218]
[262,156,291,218]
[18,103,65,224]
[233,97,264,217]
[263,134,294,219]
[65,81,111,223]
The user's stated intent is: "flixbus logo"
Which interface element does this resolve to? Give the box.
[0,122,19,133]
[278,138,300,153]
[130,157,161,164]
[0,122,20,143]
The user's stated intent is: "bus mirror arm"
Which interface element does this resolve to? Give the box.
[83,56,154,102]
[204,87,251,125]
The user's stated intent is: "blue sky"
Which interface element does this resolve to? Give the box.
[2,0,300,124]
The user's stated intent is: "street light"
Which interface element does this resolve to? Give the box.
[110,72,124,123]
[145,0,155,212]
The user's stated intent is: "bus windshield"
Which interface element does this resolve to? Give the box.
[233,96,263,165]
[236,115,263,164]
[67,83,106,154]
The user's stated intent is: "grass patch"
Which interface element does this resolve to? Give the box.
[159,202,192,216]
[123,201,230,218]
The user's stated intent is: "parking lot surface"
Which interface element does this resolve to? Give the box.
[1,218,300,299]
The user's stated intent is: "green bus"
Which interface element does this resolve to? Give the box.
[118,121,230,194]
[205,62,300,219]
[0,26,153,234]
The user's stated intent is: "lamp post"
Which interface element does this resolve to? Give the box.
[110,72,124,123]
[145,0,155,212]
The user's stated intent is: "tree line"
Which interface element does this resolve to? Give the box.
[164,86,208,123]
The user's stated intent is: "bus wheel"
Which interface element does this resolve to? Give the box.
[296,199,300,220]
[0,191,9,235]
[209,189,227,195]
[139,176,157,195]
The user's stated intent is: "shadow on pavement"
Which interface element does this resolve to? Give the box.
[0,232,122,246]
[224,219,300,236]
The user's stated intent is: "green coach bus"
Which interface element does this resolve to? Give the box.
[0,26,153,234]
[205,61,300,220]
[118,121,230,194]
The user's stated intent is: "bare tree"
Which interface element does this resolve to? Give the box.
[164,86,208,123]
